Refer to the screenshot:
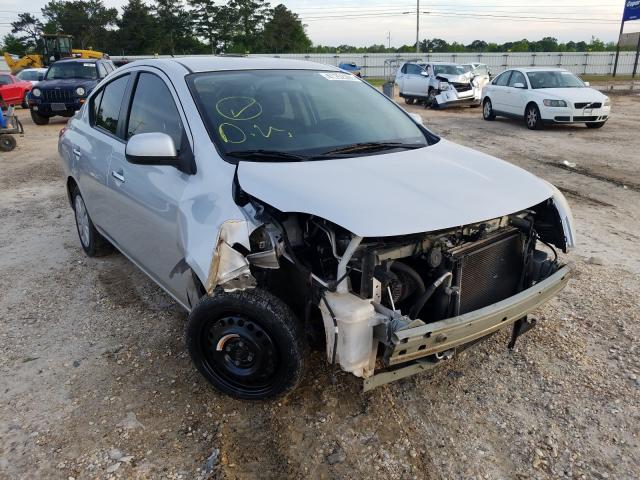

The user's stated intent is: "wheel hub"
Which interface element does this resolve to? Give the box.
[206,315,278,389]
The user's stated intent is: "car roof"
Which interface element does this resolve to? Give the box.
[19,67,48,72]
[53,58,98,64]
[123,56,343,73]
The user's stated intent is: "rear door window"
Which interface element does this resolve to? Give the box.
[95,75,130,136]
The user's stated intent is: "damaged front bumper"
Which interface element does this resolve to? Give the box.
[364,265,570,391]
[434,88,481,108]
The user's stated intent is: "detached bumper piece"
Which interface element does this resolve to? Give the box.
[363,266,570,391]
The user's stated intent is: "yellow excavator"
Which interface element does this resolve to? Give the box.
[4,33,106,74]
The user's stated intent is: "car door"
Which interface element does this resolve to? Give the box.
[487,70,512,112]
[504,70,529,115]
[104,69,194,304]
[75,73,132,231]
[396,64,409,94]
[404,63,428,96]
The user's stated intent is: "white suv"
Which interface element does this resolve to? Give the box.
[481,67,610,129]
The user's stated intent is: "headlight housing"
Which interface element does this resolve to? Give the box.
[75,87,86,96]
[603,97,610,106]
[32,88,41,97]
[543,99,567,107]
[438,81,450,91]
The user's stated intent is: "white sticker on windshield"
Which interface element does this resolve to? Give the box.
[319,72,359,81]
[83,63,96,67]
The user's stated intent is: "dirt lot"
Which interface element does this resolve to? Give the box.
[1,95,639,480]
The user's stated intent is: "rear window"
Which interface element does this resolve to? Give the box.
[0,75,12,85]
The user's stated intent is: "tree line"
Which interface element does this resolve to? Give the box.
[2,0,630,57]
[3,0,312,56]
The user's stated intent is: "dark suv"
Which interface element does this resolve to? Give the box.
[29,58,116,125]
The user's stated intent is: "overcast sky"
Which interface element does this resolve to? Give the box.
[1,0,638,47]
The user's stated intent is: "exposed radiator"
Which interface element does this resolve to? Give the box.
[448,229,524,315]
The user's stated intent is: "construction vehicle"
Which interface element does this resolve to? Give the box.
[4,34,106,74]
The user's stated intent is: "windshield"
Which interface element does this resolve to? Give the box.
[187,70,436,161]
[526,71,585,89]
[45,62,98,80]
[433,64,466,76]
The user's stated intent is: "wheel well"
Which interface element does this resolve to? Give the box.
[66,177,78,206]
[483,97,491,104]
[526,101,539,112]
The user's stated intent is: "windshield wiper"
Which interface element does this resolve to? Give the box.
[318,142,426,156]
[225,149,309,162]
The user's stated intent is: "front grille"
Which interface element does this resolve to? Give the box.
[449,229,524,314]
[575,102,602,109]
[451,82,472,92]
[42,89,73,103]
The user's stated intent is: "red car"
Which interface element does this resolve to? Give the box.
[0,73,33,108]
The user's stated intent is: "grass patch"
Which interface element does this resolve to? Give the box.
[581,74,637,82]
[363,77,386,87]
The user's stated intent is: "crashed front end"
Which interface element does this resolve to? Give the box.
[433,74,489,108]
[212,189,574,390]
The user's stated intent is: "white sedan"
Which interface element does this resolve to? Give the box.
[481,67,610,129]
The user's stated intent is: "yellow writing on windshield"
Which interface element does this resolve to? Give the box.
[218,123,247,144]
[216,97,262,121]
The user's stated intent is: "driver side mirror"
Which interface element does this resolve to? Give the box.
[420,71,429,77]
[513,82,526,89]
[126,132,180,168]
[408,112,424,126]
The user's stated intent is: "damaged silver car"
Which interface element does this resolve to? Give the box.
[59,57,575,399]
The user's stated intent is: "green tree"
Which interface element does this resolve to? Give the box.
[114,0,158,55]
[1,34,29,55]
[261,4,310,53]
[41,0,118,50]
[229,0,271,53]
[11,13,43,52]
[153,0,197,54]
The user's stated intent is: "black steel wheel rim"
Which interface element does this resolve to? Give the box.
[201,314,281,396]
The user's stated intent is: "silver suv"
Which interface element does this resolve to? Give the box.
[59,58,574,399]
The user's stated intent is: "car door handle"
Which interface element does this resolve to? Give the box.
[111,169,125,183]
[72,148,81,158]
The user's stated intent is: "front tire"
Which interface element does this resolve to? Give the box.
[21,93,28,109]
[426,88,439,109]
[586,121,606,129]
[525,103,543,130]
[404,97,415,105]
[71,186,112,257]
[186,289,307,400]
[30,109,50,125]
[483,98,495,120]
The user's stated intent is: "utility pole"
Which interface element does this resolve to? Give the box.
[387,31,391,49]
[416,0,420,54]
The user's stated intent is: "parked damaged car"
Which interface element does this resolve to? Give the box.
[59,57,575,399]
[396,61,490,108]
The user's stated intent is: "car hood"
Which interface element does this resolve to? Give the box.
[37,78,98,90]
[437,73,469,83]
[535,87,606,103]
[237,139,555,237]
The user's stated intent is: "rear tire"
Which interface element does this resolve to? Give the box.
[586,121,606,129]
[482,98,495,120]
[71,186,112,257]
[0,135,17,151]
[525,103,543,130]
[30,109,49,125]
[186,289,307,400]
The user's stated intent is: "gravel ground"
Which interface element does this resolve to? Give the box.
[1,95,639,480]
